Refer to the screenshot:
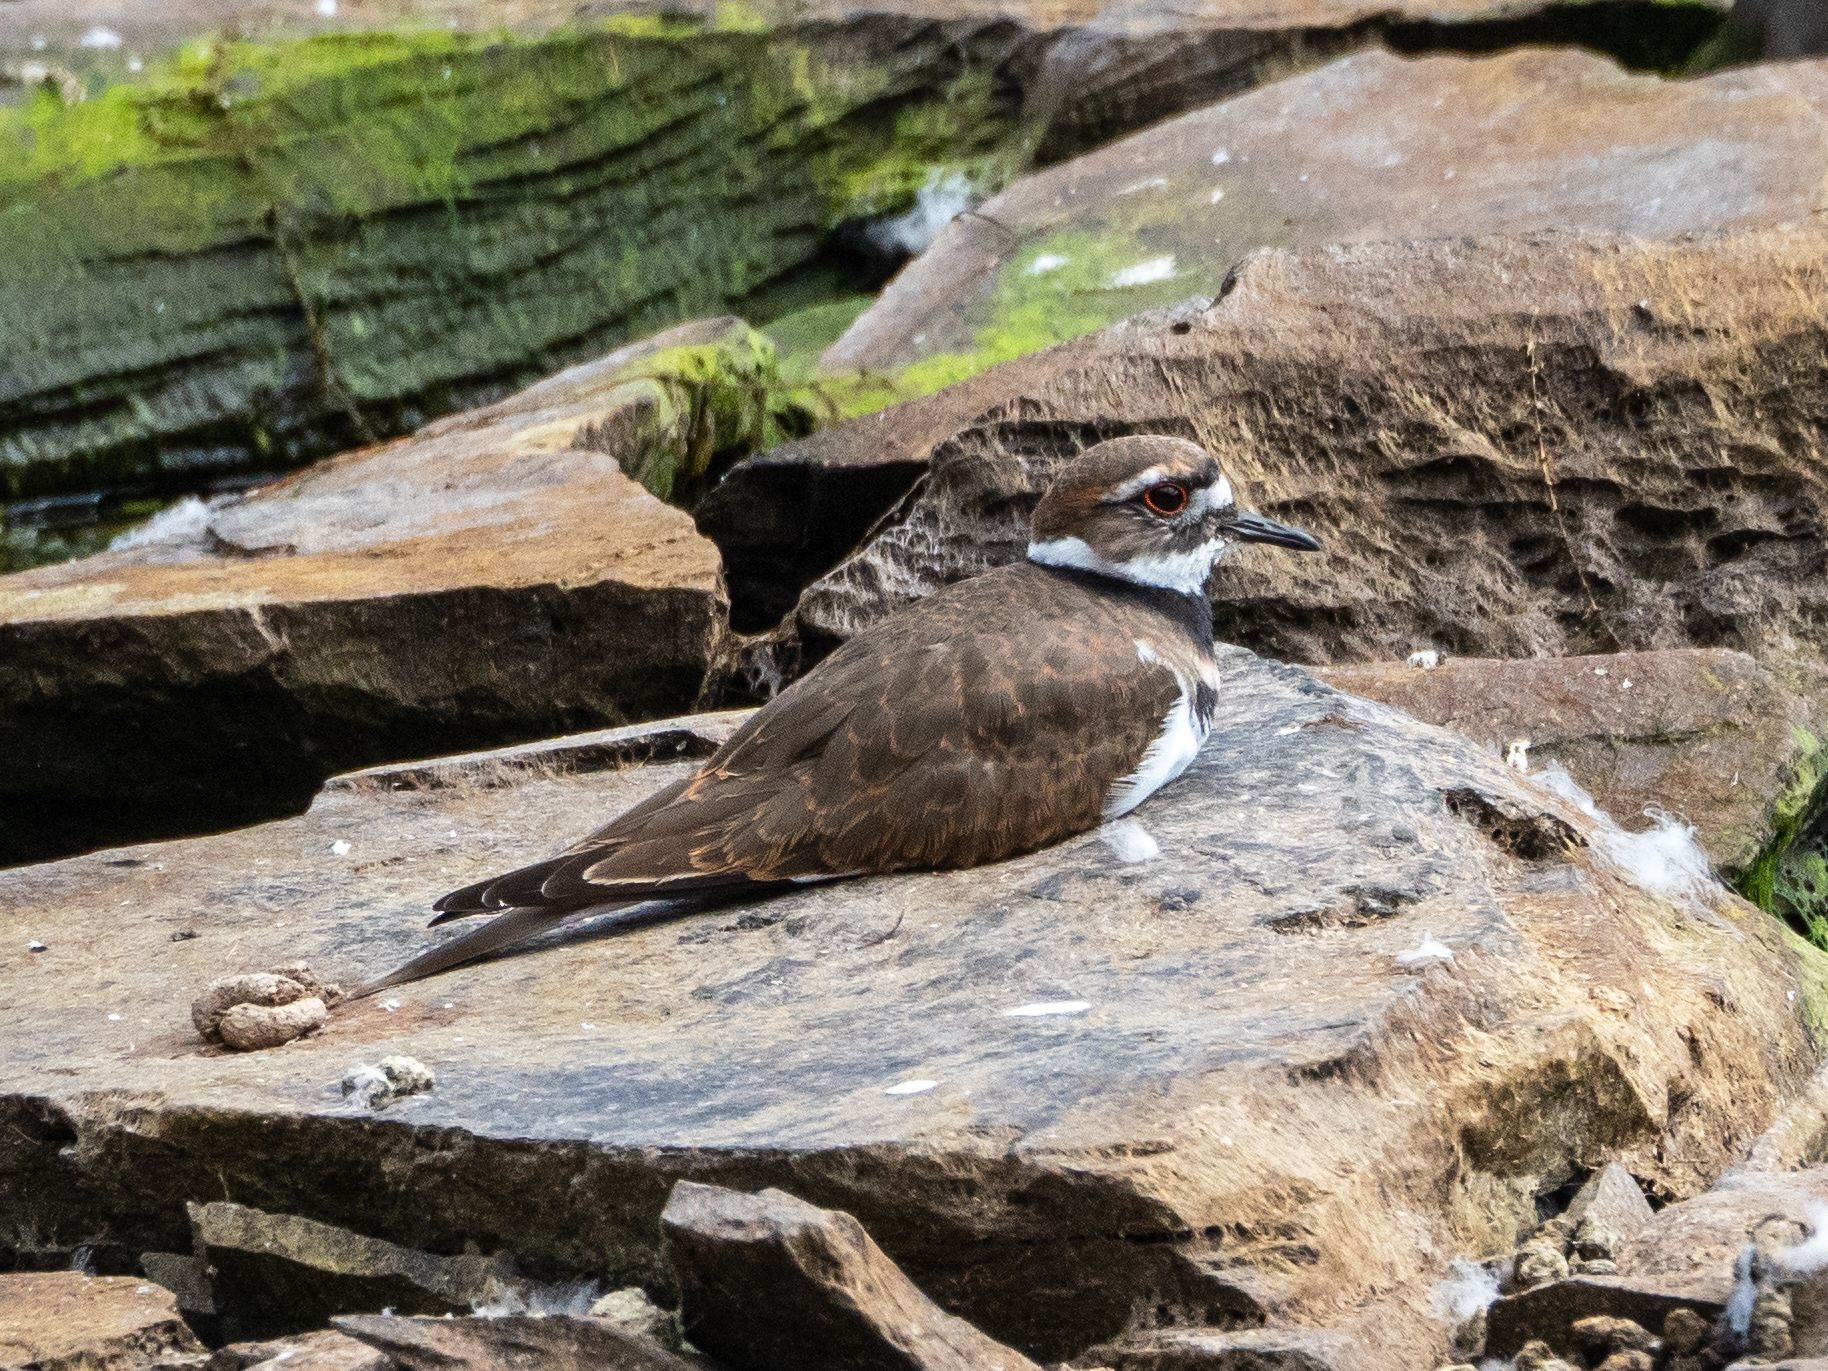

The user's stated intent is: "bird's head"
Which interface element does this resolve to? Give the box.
[1026,435,1321,595]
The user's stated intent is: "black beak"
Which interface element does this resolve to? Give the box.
[1229,510,1322,552]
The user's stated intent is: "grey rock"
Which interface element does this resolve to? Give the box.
[188,1201,523,1339]
[1486,1277,1729,1362]
[204,1330,389,1371]
[335,1314,697,1371]
[1564,1164,1655,1262]
[661,1181,1042,1371]
[1,658,1820,1370]
[1073,1327,1349,1369]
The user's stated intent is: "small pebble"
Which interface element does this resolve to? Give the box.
[1661,1308,1709,1356]
[169,929,198,942]
[26,940,46,953]
[342,1054,435,1109]
[219,997,326,1050]
[1511,1241,1569,1291]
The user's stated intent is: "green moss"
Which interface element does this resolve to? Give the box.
[1737,727,1828,949]
[0,15,1032,506]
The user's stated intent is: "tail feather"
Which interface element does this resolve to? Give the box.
[348,905,605,999]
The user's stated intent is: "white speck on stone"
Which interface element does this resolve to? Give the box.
[1208,187,1225,204]
[1594,666,1609,676]
[1621,678,1633,690]
[31,36,47,50]
[79,25,123,48]
[127,56,144,73]
[866,169,974,257]
[1102,819,1160,864]
[1275,724,1300,736]
[1117,176,1168,196]
[1298,173,1309,182]
[1406,649,1441,670]
[107,1012,123,1021]
[581,1022,596,1030]
[330,839,352,856]
[1395,934,1453,967]
[1026,252,1070,275]
[1503,738,1531,772]
[342,1054,435,1109]
[1107,255,1176,289]
[884,1079,938,1095]
[27,940,46,952]
[314,0,339,15]
[1004,1000,1092,1017]
[1220,1135,1234,1146]
[1211,148,1230,164]
[1443,168,1457,179]
[1430,1257,1500,1322]
[380,998,400,1012]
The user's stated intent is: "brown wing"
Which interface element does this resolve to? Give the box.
[432,562,1187,918]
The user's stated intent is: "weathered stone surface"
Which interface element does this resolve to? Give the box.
[189,1200,524,1337]
[1485,1276,1730,1360]
[208,1329,389,1371]
[1074,1326,1349,1369]
[1319,651,1824,874]
[661,1181,1043,1371]
[827,49,1828,376]
[0,322,733,865]
[0,1273,201,1371]
[335,1313,696,1371]
[706,228,1828,670]
[1,653,1822,1370]
[1562,1164,1655,1262]
[1612,1169,1828,1293]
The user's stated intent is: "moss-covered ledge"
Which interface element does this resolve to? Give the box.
[0,13,1032,505]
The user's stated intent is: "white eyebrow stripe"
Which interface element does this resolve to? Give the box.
[1108,466,1173,501]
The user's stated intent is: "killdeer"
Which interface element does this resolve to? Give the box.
[357,435,1320,994]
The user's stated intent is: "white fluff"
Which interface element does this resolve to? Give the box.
[1429,1257,1500,1322]
[342,1054,435,1109]
[1004,1000,1091,1017]
[883,1078,937,1095]
[1395,933,1453,967]
[78,26,123,48]
[1503,738,1531,773]
[1101,819,1160,864]
[1107,255,1177,288]
[1776,1203,1828,1276]
[1406,649,1441,670]
[314,0,339,14]
[1211,148,1231,164]
[110,496,216,550]
[1026,252,1070,275]
[1532,767,1716,905]
[866,171,973,257]
[472,1279,597,1318]
[330,839,352,856]
[1727,1243,1757,1335]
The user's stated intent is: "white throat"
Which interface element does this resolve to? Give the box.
[1027,535,1223,594]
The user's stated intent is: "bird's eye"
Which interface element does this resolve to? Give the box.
[1141,481,1189,516]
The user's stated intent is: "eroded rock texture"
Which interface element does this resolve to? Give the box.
[1,653,1820,1370]
[0,323,732,864]
[706,229,1828,663]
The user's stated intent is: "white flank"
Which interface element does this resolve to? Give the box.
[1103,684,1205,819]
[1026,252,1070,275]
[1406,648,1440,670]
[1107,255,1177,289]
[1004,1001,1091,1017]
[884,1078,938,1095]
[1028,535,1224,594]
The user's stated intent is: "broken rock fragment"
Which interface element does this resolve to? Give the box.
[660,1181,1043,1371]
[335,1314,700,1371]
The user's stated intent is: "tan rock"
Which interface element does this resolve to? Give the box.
[661,1181,1044,1371]
[1317,651,1826,874]
[0,1273,201,1371]
[207,1329,389,1371]
[828,50,1828,374]
[708,228,1828,676]
[0,320,732,867]
[215,997,327,1052]
[1,658,1821,1370]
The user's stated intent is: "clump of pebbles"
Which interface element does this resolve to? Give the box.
[192,962,342,1051]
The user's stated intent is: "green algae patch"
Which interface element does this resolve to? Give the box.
[0,15,1031,507]
[1738,727,1828,950]
[609,323,817,505]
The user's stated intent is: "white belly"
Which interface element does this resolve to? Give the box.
[1103,683,1209,819]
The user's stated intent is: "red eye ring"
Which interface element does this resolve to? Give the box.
[1141,481,1189,516]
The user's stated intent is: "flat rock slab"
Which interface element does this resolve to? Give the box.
[0,1272,201,1371]
[0,320,732,866]
[827,49,1828,373]
[1317,650,1826,872]
[335,1313,698,1371]
[706,226,1828,670]
[1,651,1820,1370]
